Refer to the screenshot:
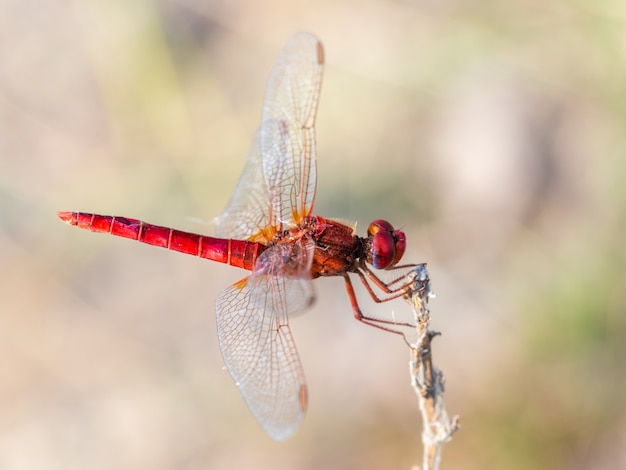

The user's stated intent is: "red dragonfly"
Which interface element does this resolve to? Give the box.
[58,32,414,441]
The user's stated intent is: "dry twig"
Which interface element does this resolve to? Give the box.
[403,264,460,470]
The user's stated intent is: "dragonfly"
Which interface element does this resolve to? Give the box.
[58,32,416,441]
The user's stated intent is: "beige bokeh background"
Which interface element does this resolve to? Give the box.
[2,0,625,468]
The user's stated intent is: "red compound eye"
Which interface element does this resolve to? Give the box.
[367,219,394,237]
[392,230,406,266]
[367,220,396,269]
[366,220,406,269]
[371,230,395,269]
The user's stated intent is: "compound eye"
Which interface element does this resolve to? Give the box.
[367,219,394,237]
[392,230,406,266]
[371,230,396,269]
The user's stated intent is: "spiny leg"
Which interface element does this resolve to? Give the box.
[342,273,414,335]
[355,270,410,304]
[361,264,420,295]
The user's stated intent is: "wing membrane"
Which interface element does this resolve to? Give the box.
[215,128,271,241]
[215,238,315,440]
[216,32,324,240]
[261,32,324,226]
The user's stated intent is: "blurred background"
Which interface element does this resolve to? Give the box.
[1,0,625,468]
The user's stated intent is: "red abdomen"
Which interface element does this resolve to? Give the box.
[57,212,264,271]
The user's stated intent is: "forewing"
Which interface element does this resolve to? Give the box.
[215,128,271,241]
[216,33,324,238]
[261,32,324,227]
[215,238,316,440]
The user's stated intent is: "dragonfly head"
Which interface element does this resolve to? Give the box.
[365,219,406,269]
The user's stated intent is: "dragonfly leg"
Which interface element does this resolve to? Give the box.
[356,268,416,305]
[342,274,413,335]
[360,264,418,295]
[378,263,422,289]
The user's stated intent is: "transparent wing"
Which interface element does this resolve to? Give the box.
[215,127,271,241]
[216,33,324,240]
[261,32,324,227]
[215,238,315,441]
